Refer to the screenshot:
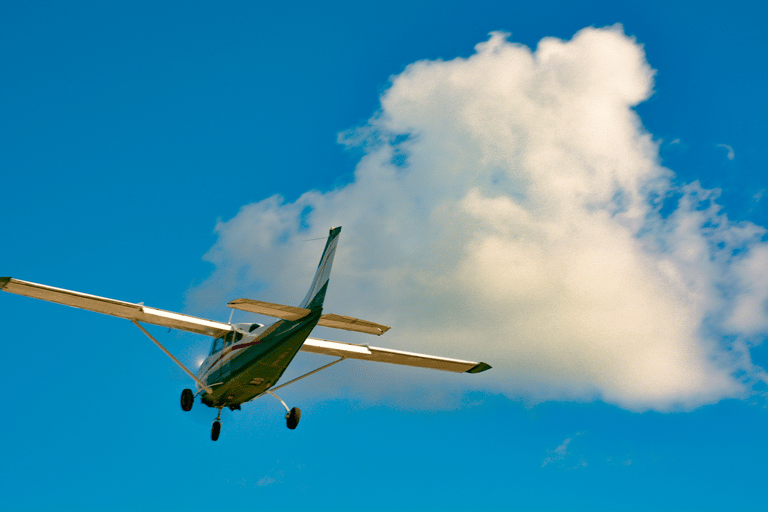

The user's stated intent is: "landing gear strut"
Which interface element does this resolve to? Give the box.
[265,390,302,430]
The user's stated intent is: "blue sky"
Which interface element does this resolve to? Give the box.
[2,1,767,510]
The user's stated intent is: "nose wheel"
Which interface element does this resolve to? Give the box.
[211,408,223,441]
[211,420,221,441]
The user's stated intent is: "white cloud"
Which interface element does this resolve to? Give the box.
[256,475,278,487]
[190,26,768,411]
[541,437,573,467]
[717,143,735,160]
[542,433,587,468]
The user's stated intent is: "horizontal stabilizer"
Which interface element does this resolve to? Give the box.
[227,298,389,335]
[317,314,390,336]
[227,299,311,321]
[301,337,491,374]
[0,277,232,337]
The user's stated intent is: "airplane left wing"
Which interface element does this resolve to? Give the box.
[0,277,232,338]
[301,337,491,374]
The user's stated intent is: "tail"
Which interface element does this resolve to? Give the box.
[299,226,341,309]
[229,226,389,334]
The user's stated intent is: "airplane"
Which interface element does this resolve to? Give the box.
[0,226,490,441]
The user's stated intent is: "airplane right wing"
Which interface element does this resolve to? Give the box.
[300,337,491,374]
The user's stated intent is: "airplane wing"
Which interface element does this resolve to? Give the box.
[301,337,491,374]
[0,277,232,338]
[228,299,391,335]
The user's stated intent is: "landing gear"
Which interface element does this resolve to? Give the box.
[264,390,302,430]
[211,408,223,441]
[286,407,301,430]
[180,388,194,411]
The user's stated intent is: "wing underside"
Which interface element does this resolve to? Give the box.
[301,337,491,374]
[0,277,232,337]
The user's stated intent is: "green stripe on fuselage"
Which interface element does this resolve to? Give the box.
[201,310,322,408]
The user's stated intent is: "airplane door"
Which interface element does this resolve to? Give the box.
[218,331,242,381]
[219,333,232,381]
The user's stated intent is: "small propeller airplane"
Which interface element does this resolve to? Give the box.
[1,226,490,440]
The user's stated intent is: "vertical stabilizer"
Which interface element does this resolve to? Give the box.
[299,226,341,309]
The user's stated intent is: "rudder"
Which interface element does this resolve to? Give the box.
[299,226,341,309]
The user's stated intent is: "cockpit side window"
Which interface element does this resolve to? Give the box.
[211,329,245,355]
[249,323,263,333]
[210,336,224,355]
[218,331,244,351]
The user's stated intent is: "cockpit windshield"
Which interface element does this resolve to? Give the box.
[209,330,244,355]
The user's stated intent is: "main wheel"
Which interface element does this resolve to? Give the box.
[286,407,301,430]
[180,388,194,412]
[211,420,221,441]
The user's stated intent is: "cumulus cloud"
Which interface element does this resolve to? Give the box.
[189,26,768,411]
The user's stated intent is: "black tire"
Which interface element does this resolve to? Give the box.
[180,388,194,412]
[211,420,221,441]
[286,407,301,430]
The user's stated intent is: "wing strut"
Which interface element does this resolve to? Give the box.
[247,357,346,407]
[132,321,213,394]
[269,356,346,393]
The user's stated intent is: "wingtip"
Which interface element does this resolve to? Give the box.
[0,277,10,289]
[466,362,492,374]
